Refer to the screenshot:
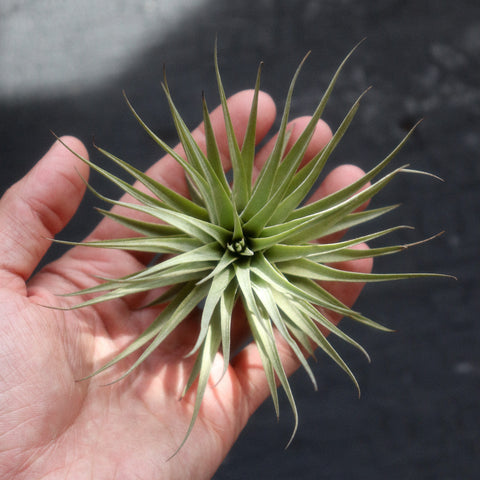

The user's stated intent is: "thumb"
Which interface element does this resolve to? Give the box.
[0,136,89,287]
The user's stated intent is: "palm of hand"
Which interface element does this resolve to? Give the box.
[0,91,370,479]
[0,280,244,479]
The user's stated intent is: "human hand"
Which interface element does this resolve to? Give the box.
[0,90,371,479]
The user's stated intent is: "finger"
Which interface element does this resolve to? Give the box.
[231,245,372,418]
[0,137,89,287]
[88,90,277,244]
[253,116,332,180]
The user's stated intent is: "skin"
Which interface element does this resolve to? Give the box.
[0,90,372,479]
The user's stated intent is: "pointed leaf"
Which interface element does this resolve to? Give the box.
[278,257,448,282]
[241,62,263,194]
[242,52,310,220]
[213,42,248,209]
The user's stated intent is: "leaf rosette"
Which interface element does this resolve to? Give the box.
[53,43,448,452]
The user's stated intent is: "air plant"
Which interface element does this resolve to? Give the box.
[54,43,447,452]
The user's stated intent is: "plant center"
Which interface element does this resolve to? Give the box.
[226,237,254,257]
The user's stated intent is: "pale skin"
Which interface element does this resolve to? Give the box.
[0,90,372,479]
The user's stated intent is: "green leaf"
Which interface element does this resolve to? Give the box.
[95,145,209,220]
[287,122,421,221]
[272,167,407,246]
[272,292,361,395]
[313,231,446,264]
[242,52,310,220]
[265,225,412,262]
[270,47,365,200]
[89,188,232,246]
[171,315,222,457]
[55,135,174,214]
[236,261,299,445]
[240,62,263,195]
[196,249,237,285]
[53,235,203,255]
[141,283,188,307]
[250,253,320,304]
[243,42,366,230]
[268,90,366,225]
[309,244,405,263]
[161,80,239,228]
[60,261,214,309]
[218,280,238,379]
[214,42,248,210]
[107,281,210,386]
[78,282,207,380]
[96,208,181,237]
[124,92,226,223]
[187,267,235,357]
[201,94,231,195]
[318,205,400,238]
[128,242,221,281]
[288,295,370,361]
[246,303,299,447]
[287,276,390,331]
[248,253,371,377]
[252,278,318,390]
[278,257,447,283]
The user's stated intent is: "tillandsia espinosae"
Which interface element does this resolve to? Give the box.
[52,43,448,453]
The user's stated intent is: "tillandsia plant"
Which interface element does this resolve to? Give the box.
[53,43,446,453]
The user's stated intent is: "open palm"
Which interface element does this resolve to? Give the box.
[0,90,371,479]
